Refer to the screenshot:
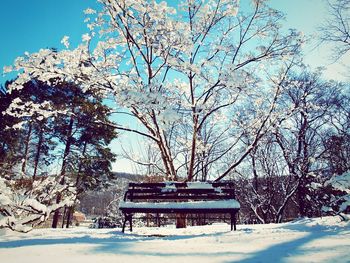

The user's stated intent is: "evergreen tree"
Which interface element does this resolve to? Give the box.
[1,78,117,229]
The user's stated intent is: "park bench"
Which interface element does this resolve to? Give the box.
[119,181,240,232]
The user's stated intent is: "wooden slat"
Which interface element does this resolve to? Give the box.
[125,182,236,202]
[127,194,235,200]
[128,181,235,188]
[127,188,235,194]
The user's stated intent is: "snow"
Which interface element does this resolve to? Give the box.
[326,172,350,194]
[0,194,12,206]
[186,182,214,189]
[119,199,240,209]
[23,199,48,213]
[60,36,70,48]
[0,176,76,232]
[0,216,349,263]
[324,172,350,213]
[161,182,177,192]
[156,182,228,193]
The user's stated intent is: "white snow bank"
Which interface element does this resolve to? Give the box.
[326,172,350,193]
[119,199,240,209]
[0,216,349,263]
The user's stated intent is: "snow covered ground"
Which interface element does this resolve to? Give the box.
[0,216,349,263]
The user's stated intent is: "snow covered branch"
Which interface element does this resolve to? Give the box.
[0,176,76,232]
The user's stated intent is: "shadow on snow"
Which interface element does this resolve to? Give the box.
[225,219,347,263]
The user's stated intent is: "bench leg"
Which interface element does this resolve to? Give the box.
[231,212,237,231]
[122,213,127,233]
[122,213,133,233]
[156,213,160,227]
[129,214,133,232]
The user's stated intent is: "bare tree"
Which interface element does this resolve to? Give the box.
[320,0,350,60]
[237,68,344,222]
[5,0,302,182]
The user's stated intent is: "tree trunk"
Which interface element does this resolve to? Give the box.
[65,206,74,228]
[187,71,198,182]
[176,214,187,228]
[61,207,67,228]
[21,122,32,175]
[251,150,259,192]
[51,193,61,228]
[187,117,198,182]
[32,126,43,180]
[297,178,307,217]
[64,141,87,229]
[52,115,74,228]
[296,111,309,217]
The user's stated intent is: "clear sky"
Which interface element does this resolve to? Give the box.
[1,0,347,84]
[0,0,348,173]
[0,0,98,84]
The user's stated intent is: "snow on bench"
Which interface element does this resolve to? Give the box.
[119,199,240,210]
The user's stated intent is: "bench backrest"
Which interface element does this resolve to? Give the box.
[124,181,236,202]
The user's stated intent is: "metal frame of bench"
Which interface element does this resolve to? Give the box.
[119,182,240,232]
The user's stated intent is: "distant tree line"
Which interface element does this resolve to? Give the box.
[232,69,350,223]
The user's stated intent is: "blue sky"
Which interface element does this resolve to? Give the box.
[1,0,346,85]
[0,0,97,84]
[0,0,347,173]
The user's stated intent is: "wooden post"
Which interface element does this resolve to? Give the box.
[231,212,237,231]
[156,213,161,227]
[129,214,133,232]
[122,213,127,233]
[176,213,187,228]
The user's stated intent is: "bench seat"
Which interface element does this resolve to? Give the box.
[120,199,240,211]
